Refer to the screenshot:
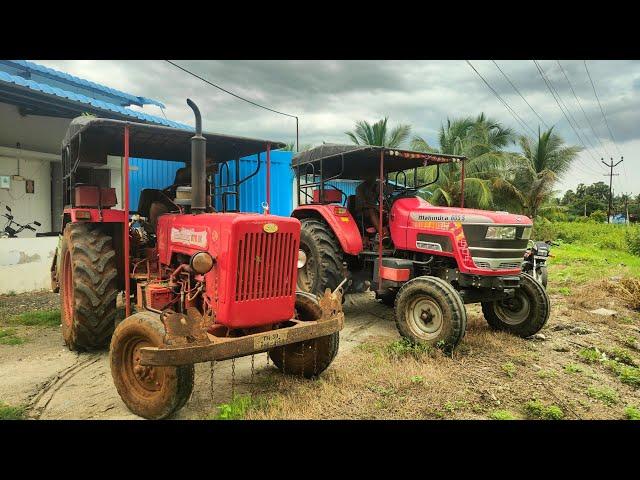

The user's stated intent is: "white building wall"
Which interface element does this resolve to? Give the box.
[0,236,58,293]
[0,155,52,235]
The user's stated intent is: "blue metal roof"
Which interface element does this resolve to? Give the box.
[0,69,191,130]
[0,60,165,108]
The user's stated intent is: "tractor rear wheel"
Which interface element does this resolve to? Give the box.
[296,218,343,296]
[269,291,339,378]
[394,276,467,350]
[110,311,194,420]
[60,223,118,351]
[481,273,550,337]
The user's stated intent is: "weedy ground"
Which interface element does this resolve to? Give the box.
[217,241,640,420]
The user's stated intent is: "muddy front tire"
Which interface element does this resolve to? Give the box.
[110,312,194,420]
[394,276,467,350]
[60,223,118,351]
[481,273,550,337]
[269,291,339,378]
[296,218,344,296]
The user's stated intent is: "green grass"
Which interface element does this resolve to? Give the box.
[0,328,24,345]
[0,402,27,420]
[210,395,266,420]
[579,347,604,364]
[501,362,517,378]
[586,386,619,406]
[549,242,640,286]
[9,309,60,327]
[564,363,584,374]
[537,369,557,379]
[624,406,640,420]
[443,400,468,413]
[535,221,639,253]
[524,399,564,420]
[385,338,435,360]
[490,409,517,420]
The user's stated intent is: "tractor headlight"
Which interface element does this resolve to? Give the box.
[190,251,214,274]
[485,226,516,240]
[297,249,307,269]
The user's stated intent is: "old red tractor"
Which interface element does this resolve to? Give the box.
[51,100,344,419]
[292,145,549,349]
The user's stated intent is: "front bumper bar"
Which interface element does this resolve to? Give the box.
[139,291,344,367]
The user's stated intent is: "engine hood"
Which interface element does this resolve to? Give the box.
[397,197,532,226]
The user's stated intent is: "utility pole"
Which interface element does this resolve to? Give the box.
[602,157,623,224]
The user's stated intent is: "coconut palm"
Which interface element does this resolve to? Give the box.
[409,114,520,209]
[515,127,581,218]
[345,117,411,148]
[280,142,313,152]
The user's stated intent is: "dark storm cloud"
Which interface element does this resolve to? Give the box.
[33,60,640,194]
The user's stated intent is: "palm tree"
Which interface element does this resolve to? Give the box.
[409,114,520,209]
[515,127,581,218]
[345,117,411,148]
[280,142,312,152]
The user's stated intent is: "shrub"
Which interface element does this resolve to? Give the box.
[590,210,607,223]
[626,227,640,256]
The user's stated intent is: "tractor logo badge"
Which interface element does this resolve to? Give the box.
[263,223,278,233]
[170,227,208,249]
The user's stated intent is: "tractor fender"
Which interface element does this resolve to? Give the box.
[292,204,363,256]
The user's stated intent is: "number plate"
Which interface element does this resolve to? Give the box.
[254,330,288,350]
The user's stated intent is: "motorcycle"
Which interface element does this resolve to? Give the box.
[522,239,556,288]
[1,205,41,238]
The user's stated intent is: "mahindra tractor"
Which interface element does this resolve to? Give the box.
[50,100,344,419]
[291,144,550,349]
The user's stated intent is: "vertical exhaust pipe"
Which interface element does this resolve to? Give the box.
[187,98,206,214]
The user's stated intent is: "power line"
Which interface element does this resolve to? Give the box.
[556,60,609,158]
[466,60,537,136]
[165,60,300,151]
[583,60,622,156]
[491,60,550,130]
[533,60,605,174]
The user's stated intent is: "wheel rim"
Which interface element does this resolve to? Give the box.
[495,292,531,325]
[121,335,166,397]
[405,296,444,340]
[62,250,73,327]
[296,244,316,292]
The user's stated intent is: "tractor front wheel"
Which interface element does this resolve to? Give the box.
[481,273,550,337]
[110,312,194,420]
[269,291,339,378]
[60,223,118,351]
[296,218,344,296]
[394,276,467,350]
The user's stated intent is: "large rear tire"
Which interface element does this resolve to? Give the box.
[481,273,550,337]
[110,312,194,420]
[60,223,118,351]
[394,276,467,350]
[296,218,344,296]
[269,291,339,378]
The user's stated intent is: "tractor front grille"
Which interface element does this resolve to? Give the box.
[235,231,297,301]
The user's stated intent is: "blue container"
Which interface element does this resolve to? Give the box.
[128,157,185,212]
[214,150,293,216]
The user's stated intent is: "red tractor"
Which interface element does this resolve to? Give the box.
[51,100,344,419]
[292,144,549,349]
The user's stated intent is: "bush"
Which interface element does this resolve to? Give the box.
[590,210,607,223]
[626,227,640,256]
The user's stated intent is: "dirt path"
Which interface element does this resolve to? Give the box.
[0,292,397,420]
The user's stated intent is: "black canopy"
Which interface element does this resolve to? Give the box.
[292,144,465,180]
[62,116,286,164]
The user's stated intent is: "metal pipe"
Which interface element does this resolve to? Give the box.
[378,149,384,291]
[123,124,131,318]
[460,158,465,208]
[187,99,206,214]
[266,143,271,214]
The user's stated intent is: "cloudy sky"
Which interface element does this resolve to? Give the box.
[35,60,638,196]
